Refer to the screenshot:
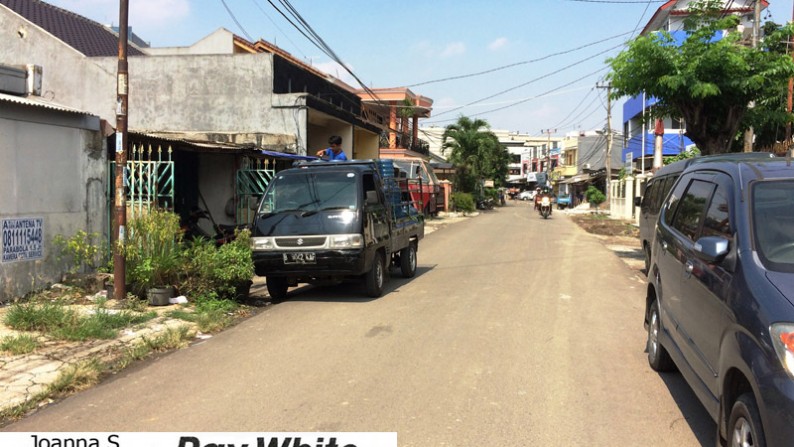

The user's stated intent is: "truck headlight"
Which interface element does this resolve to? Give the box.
[771,323,794,378]
[329,234,363,249]
[251,237,276,251]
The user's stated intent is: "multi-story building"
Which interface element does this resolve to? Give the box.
[621,0,765,169]
[419,126,564,187]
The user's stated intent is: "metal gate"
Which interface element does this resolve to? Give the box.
[108,144,175,244]
[235,157,275,225]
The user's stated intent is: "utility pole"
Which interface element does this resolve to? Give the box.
[597,82,612,201]
[744,0,762,152]
[113,0,129,301]
[540,128,556,186]
[787,1,794,148]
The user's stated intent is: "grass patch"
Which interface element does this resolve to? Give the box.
[114,326,194,370]
[0,334,40,355]
[168,298,239,333]
[47,358,103,397]
[4,302,156,341]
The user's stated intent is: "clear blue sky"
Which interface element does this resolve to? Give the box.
[47,0,793,137]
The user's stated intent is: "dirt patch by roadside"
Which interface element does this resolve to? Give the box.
[570,214,640,238]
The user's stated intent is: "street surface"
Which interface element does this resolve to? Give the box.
[4,202,715,446]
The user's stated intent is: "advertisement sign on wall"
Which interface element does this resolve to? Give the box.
[2,217,44,263]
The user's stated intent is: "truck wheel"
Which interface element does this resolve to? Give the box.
[400,242,417,278]
[365,252,385,298]
[266,276,288,303]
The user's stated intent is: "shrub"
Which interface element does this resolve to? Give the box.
[53,231,105,274]
[451,192,475,213]
[121,210,182,293]
[586,186,606,210]
[177,230,254,301]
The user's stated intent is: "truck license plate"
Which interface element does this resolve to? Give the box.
[283,252,316,264]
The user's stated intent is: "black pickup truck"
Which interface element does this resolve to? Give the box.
[250,160,425,301]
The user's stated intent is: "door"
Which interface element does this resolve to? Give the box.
[660,173,723,384]
[679,173,735,394]
[655,173,697,357]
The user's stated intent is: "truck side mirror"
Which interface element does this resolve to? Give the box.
[634,196,642,207]
[366,190,379,205]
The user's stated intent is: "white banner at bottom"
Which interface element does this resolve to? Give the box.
[0,432,397,447]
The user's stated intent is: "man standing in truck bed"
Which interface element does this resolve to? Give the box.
[315,135,348,160]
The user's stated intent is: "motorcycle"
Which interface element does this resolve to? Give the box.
[476,197,495,210]
[538,195,552,219]
[181,207,247,246]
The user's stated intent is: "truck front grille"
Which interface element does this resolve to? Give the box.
[275,236,327,248]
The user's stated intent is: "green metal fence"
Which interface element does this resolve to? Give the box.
[107,144,175,250]
[235,157,275,225]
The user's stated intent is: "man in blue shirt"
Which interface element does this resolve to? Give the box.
[315,135,348,160]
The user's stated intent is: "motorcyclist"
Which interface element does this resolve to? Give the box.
[534,186,553,215]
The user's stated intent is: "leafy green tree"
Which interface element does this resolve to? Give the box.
[441,116,509,193]
[607,1,794,155]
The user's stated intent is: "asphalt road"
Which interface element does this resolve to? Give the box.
[4,201,715,446]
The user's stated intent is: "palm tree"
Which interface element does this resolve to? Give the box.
[442,116,499,193]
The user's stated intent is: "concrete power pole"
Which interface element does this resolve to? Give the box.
[541,128,556,186]
[113,0,129,300]
[597,82,612,201]
[744,0,762,152]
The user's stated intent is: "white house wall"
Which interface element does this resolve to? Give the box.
[0,7,117,123]
[0,105,104,302]
[145,28,236,56]
[92,54,302,153]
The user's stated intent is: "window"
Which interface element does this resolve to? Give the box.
[664,173,693,227]
[753,180,794,272]
[641,179,658,212]
[659,176,677,209]
[671,180,714,241]
[701,182,731,239]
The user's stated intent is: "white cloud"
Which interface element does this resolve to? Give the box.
[441,42,466,58]
[488,37,509,51]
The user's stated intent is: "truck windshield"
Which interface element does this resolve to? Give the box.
[258,171,358,215]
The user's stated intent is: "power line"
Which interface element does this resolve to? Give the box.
[408,30,635,88]
[220,0,254,41]
[433,43,624,118]
[250,0,308,59]
[425,65,611,125]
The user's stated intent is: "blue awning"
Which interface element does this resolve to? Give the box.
[260,150,318,161]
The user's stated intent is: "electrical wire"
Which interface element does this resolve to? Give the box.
[425,65,611,125]
[432,43,624,118]
[220,0,254,41]
[408,30,635,88]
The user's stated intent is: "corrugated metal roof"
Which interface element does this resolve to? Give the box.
[0,0,145,57]
[0,92,93,115]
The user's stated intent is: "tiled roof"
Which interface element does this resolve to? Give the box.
[0,0,145,57]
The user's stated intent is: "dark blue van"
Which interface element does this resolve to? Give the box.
[645,156,794,446]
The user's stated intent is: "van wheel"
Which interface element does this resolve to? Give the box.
[400,242,417,278]
[728,394,765,447]
[365,252,385,298]
[266,276,288,303]
[647,299,675,372]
